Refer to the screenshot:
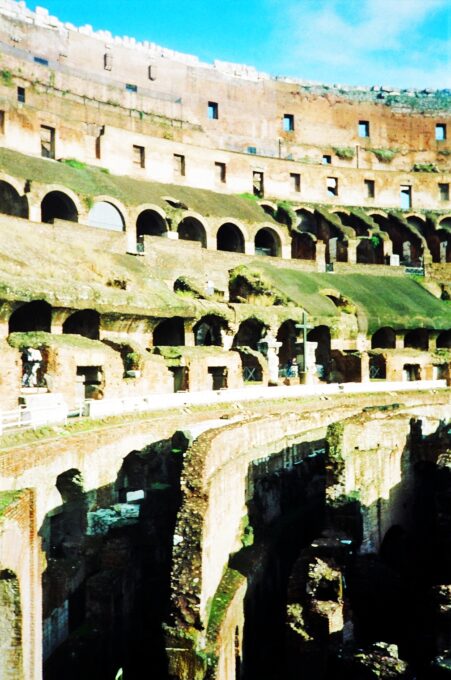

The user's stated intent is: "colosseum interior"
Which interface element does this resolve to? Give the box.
[0,1,450,679]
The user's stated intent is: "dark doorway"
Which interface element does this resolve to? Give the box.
[153,317,185,346]
[41,191,78,224]
[217,223,245,253]
[177,217,207,247]
[63,309,100,339]
[9,300,51,333]
[0,180,29,218]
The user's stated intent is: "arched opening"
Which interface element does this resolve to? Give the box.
[0,180,28,218]
[193,315,227,346]
[295,209,316,234]
[334,211,369,236]
[371,214,422,266]
[426,229,451,263]
[153,317,185,346]
[371,327,396,349]
[136,210,167,247]
[291,232,316,260]
[177,217,207,247]
[356,236,384,264]
[62,309,100,340]
[52,468,86,560]
[41,191,78,224]
[87,201,125,231]
[217,223,245,253]
[404,329,428,350]
[326,236,348,264]
[233,318,266,350]
[307,326,331,378]
[255,228,281,257]
[277,320,298,368]
[406,215,427,234]
[436,330,451,348]
[9,300,51,333]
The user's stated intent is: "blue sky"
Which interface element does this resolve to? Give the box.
[30,0,450,88]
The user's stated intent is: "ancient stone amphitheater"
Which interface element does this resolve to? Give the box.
[0,2,449,679]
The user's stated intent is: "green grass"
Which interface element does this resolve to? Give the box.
[333,146,355,160]
[206,567,245,644]
[368,148,398,163]
[0,491,22,516]
[246,262,451,332]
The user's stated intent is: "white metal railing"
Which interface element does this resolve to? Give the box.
[1,379,447,435]
[0,403,68,435]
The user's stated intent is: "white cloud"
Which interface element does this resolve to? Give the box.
[268,0,451,88]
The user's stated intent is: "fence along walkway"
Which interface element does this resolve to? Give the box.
[0,379,447,436]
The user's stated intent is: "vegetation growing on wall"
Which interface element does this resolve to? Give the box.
[333,146,356,160]
[412,163,439,173]
[369,148,398,163]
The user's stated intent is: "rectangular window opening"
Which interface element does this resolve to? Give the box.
[174,154,185,177]
[436,123,447,141]
[208,101,218,120]
[133,144,145,168]
[104,52,112,71]
[322,154,331,165]
[283,114,294,132]
[215,161,226,183]
[0,111,4,135]
[17,86,25,103]
[148,64,156,81]
[247,146,257,155]
[40,125,55,159]
[364,179,375,198]
[358,120,370,138]
[253,171,264,198]
[290,172,301,193]
[400,185,412,209]
[327,177,338,197]
[34,56,49,66]
[125,83,138,93]
[439,183,449,202]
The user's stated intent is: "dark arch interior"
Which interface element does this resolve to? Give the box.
[296,210,316,234]
[334,211,368,236]
[177,217,206,247]
[372,327,396,349]
[307,325,331,369]
[233,318,266,350]
[255,228,279,257]
[404,328,428,350]
[137,210,167,241]
[62,309,100,340]
[0,180,29,218]
[277,320,298,366]
[436,330,451,348]
[356,237,384,264]
[193,315,225,346]
[9,300,51,333]
[153,317,185,346]
[217,223,245,253]
[41,191,78,224]
[292,232,316,260]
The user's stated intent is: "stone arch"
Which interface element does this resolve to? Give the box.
[9,300,51,333]
[41,190,78,224]
[295,208,316,234]
[193,314,228,346]
[291,232,316,260]
[406,214,427,233]
[87,199,126,232]
[436,330,451,348]
[136,206,168,243]
[254,227,281,257]
[153,317,185,346]
[370,213,422,265]
[356,236,384,264]
[62,309,100,339]
[216,222,245,253]
[233,318,267,350]
[371,327,396,349]
[437,216,451,229]
[427,229,451,263]
[404,328,428,350]
[259,201,277,220]
[177,215,207,248]
[333,210,369,236]
[307,325,331,373]
[0,179,29,218]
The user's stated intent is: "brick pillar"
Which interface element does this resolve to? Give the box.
[316,242,327,272]
[347,238,359,264]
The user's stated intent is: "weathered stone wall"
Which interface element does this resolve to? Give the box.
[0,489,41,680]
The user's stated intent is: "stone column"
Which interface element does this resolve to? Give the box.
[244,241,255,255]
[316,242,327,272]
[258,332,282,385]
[347,238,359,264]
